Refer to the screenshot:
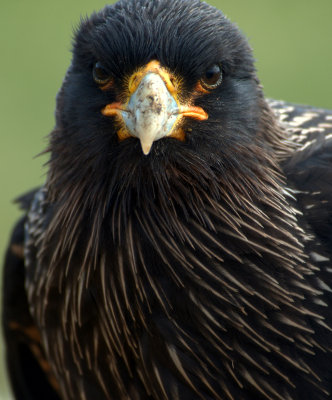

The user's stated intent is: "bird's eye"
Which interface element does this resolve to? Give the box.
[93,62,110,85]
[200,64,222,90]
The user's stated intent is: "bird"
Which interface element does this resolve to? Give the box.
[2,0,332,399]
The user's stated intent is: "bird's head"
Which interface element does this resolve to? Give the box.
[47,0,289,237]
[50,0,275,167]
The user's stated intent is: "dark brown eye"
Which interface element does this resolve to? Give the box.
[200,64,222,90]
[93,62,110,85]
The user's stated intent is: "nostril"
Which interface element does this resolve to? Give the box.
[146,95,163,115]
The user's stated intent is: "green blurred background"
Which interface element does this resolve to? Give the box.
[1,0,331,398]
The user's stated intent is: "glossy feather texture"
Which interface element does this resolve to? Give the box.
[3,1,332,399]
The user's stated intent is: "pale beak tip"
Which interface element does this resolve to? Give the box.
[141,141,153,155]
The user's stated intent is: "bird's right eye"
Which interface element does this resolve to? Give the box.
[93,62,111,85]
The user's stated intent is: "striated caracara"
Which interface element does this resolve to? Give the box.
[3,0,332,399]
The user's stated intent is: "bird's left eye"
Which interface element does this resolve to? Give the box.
[93,62,111,85]
[200,64,222,90]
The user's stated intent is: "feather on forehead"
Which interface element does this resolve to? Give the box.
[73,0,254,79]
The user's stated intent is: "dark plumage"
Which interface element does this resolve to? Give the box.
[3,1,332,399]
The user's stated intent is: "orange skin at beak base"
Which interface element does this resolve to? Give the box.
[101,61,208,153]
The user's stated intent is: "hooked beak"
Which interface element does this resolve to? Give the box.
[102,61,208,155]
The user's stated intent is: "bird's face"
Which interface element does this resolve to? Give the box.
[53,0,263,176]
